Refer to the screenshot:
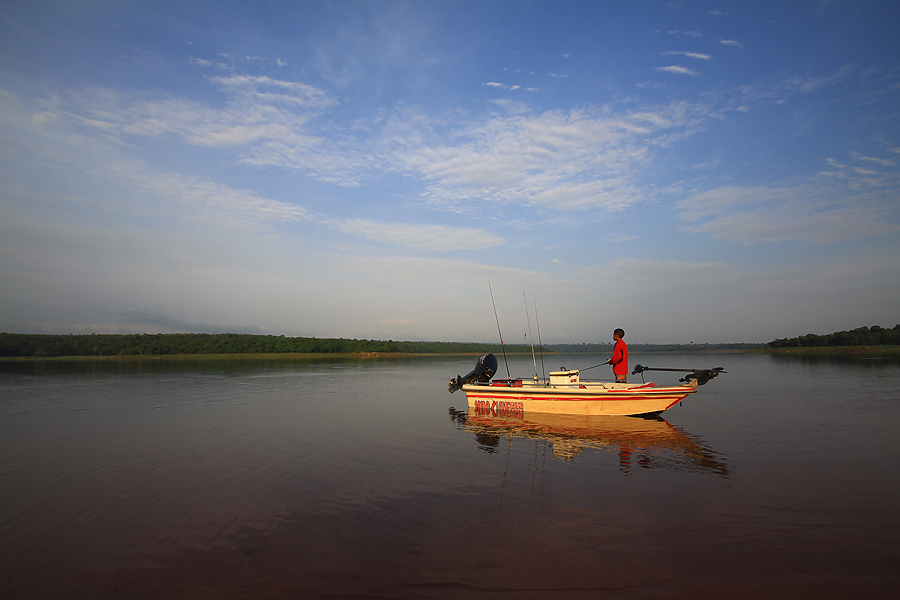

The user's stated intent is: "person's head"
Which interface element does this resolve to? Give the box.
[613,328,625,341]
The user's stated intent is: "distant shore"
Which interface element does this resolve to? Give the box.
[4,346,900,362]
[763,345,900,354]
[0,351,537,362]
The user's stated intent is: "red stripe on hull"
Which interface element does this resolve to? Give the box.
[465,392,692,403]
[462,384,694,416]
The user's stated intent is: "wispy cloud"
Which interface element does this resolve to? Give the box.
[785,65,855,93]
[50,78,358,184]
[662,51,712,60]
[656,66,698,76]
[676,156,900,243]
[8,91,311,230]
[668,30,706,38]
[331,219,505,251]
[386,101,706,211]
[603,232,637,243]
[720,39,743,48]
[20,68,715,217]
[482,81,529,91]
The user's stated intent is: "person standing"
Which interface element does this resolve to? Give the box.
[607,328,628,382]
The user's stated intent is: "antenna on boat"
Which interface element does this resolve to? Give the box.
[488,281,511,380]
[523,290,538,382]
[533,295,546,382]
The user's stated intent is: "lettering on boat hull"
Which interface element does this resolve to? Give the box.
[473,399,524,417]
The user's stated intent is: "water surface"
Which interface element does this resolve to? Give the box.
[1,353,898,598]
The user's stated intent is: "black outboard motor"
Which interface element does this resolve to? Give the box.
[448,353,498,393]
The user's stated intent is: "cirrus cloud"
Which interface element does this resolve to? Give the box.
[676,156,900,244]
[331,219,505,251]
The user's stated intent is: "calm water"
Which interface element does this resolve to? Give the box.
[1,352,899,599]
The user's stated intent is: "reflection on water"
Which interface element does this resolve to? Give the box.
[767,349,900,367]
[449,407,729,476]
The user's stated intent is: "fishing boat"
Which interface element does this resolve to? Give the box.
[447,353,724,417]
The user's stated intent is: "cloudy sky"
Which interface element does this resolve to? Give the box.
[1,1,898,344]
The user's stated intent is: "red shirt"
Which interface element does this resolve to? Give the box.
[611,339,628,376]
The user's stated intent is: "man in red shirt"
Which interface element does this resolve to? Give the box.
[607,328,628,383]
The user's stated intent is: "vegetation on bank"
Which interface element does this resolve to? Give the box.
[546,342,764,354]
[0,333,767,359]
[0,333,527,358]
[767,325,900,349]
[4,326,898,359]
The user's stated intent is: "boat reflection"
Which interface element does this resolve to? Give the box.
[449,406,729,477]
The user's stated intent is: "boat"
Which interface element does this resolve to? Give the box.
[447,353,724,417]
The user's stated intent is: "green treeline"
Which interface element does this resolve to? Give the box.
[0,332,767,358]
[767,325,900,348]
[546,342,764,353]
[0,333,531,358]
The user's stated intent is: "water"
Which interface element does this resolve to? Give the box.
[1,353,899,598]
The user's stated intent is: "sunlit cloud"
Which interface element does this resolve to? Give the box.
[387,101,706,211]
[21,71,716,217]
[47,79,358,185]
[7,93,311,230]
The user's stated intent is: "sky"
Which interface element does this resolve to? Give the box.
[1,0,899,344]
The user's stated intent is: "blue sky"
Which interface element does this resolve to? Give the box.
[1,0,898,344]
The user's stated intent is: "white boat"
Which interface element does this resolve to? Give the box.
[448,354,723,417]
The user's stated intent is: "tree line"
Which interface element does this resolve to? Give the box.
[545,342,764,353]
[767,325,900,348]
[0,333,530,358]
[0,332,769,358]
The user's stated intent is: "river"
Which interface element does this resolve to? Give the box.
[1,352,898,598]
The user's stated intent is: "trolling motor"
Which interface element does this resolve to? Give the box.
[448,353,498,393]
[631,364,726,386]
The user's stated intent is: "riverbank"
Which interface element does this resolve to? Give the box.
[764,345,900,354]
[4,345,899,362]
[0,351,543,362]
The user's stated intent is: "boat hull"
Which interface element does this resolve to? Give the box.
[462,381,696,417]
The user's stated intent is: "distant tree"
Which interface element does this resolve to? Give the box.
[768,325,900,348]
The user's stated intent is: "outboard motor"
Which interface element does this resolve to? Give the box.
[448,353,498,393]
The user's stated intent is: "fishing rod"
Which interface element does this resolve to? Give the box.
[579,362,609,372]
[523,290,538,382]
[488,281,511,380]
[533,295,546,382]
